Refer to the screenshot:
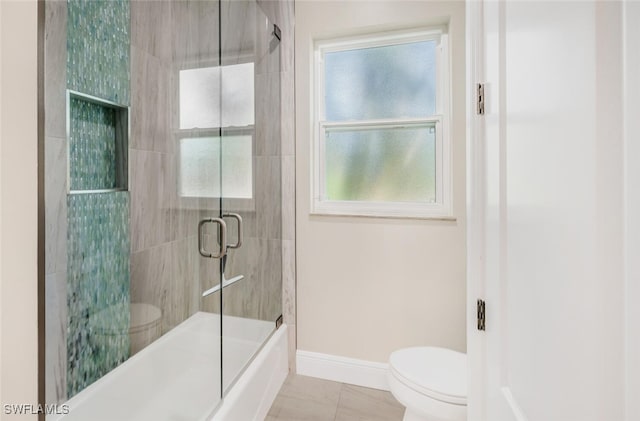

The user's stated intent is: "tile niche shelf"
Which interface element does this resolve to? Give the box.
[67,89,129,194]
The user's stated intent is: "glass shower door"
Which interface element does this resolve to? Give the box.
[44,0,228,419]
[157,0,227,418]
[44,0,281,418]
[219,0,283,393]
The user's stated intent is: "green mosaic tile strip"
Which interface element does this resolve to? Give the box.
[69,97,118,191]
[67,0,130,105]
[67,191,130,398]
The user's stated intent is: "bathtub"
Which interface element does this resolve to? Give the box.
[49,312,288,421]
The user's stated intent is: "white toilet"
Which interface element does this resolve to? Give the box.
[388,347,467,421]
[88,302,162,356]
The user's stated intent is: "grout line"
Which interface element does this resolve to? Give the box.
[332,382,345,421]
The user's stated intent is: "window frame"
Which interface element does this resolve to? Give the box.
[311,27,453,219]
[175,60,257,212]
[176,127,256,212]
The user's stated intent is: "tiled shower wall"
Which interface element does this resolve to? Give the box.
[130,0,295,348]
[199,0,284,325]
[129,0,287,337]
[45,0,135,402]
[66,0,131,398]
[128,0,212,337]
[258,0,296,371]
[130,0,294,353]
[67,0,130,104]
[66,192,130,396]
[44,0,129,402]
[44,0,69,404]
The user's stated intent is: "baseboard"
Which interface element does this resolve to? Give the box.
[296,350,389,391]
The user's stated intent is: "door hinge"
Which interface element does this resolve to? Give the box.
[477,299,486,331]
[476,83,485,115]
[275,314,283,329]
[273,24,281,41]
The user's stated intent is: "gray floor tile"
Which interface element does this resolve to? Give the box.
[278,374,343,404]
[272,395,339,421]
[269,374,341,420]
[334,384,405,421]
[267,375,405,421]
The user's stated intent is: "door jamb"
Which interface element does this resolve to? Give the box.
[465,0,486,420]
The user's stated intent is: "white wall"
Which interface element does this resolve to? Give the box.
[0,1,39,419]
[295,0,466,363]
[624,1,640,419]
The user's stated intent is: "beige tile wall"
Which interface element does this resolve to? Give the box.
[257,0,296,371]
[44,0,68,404]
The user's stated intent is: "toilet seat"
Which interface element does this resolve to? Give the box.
[389,347,467,405]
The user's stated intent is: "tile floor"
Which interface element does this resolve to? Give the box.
[266,374,405,421]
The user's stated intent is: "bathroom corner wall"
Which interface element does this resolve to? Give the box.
[257,0,296,372]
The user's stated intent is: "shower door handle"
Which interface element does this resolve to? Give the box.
[222,213,243,249]
[198,217,227,258]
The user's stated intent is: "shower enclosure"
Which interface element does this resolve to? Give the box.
[44,0,283,418]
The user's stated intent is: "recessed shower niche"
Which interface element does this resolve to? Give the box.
[67,90,129,193]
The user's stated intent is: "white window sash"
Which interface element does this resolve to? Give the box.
[314,117,451,219]
[312,28,452,219]
[176,126,257,212]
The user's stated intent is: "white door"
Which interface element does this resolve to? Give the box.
[467,1,627,420]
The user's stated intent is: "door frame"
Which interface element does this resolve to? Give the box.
[465,0,486,419]
[465,1,528,418]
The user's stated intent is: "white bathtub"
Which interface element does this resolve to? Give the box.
[49,312,288,421]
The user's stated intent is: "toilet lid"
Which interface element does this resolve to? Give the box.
[389,347,467,405]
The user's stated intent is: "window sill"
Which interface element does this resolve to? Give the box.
[309,210,458,222]
[310,201,456,221]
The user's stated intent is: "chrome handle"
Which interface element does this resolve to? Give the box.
[198,218,227,258]
[223,213,243,249]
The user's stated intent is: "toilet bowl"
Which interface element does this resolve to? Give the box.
[388,347,467,421]
[88,302,162,356]
[128,302,162,355]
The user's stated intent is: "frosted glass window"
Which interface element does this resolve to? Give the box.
[179,62,254,129]
[325,125,436,202]
[179,136,252,198]
[313,28,452,218]
[324,41,436,121]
